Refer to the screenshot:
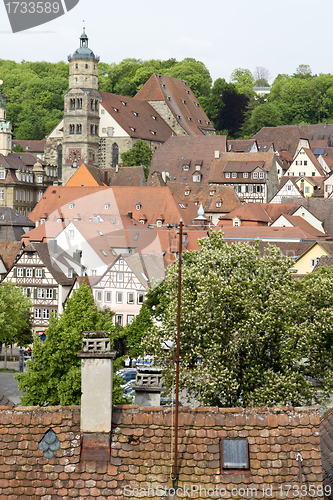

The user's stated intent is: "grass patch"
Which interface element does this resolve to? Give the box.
[0,368,16,373]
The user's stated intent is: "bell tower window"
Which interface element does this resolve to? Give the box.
[70,99,75,110]
[90,125,94,135]
[95,125,98,135]
[77,124,82,134]
[69,124,75,135]
[112,143,119,168]
[95,100,98,111]
[77,98,82,109]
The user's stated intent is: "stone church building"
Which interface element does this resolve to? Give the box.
[44,30,215,185]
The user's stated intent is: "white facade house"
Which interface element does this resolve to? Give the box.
[92,253,165,326]
[270,178,302,203]
[5,242,84,333]
[286,148,325,177]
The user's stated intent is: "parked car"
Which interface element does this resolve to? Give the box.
[116,368,137,385]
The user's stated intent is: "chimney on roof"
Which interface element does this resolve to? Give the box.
[133,367,165,407]
[161,171,166,183]
[103,170,108,185]
[215,151,220,159]
[116,165,119,173]
[77,332,116,461]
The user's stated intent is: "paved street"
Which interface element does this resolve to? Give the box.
[0,346,22,405]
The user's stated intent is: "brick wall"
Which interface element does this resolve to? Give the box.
[0,404,322,499]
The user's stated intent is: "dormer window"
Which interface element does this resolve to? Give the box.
[150,131,156,135]
[121,101,127,106]
[185,190,191,196]
[253,172,258,179]
[105,203,110,210]
[225,172,230,178]
[186,90,190,94]
[188,117,192,121]
[193,174,201,182]
[167,96,171,101]
[136,203,142,210]
[130,127,136,132]
[243,172,248,178]
[182,99,186,104]
[232,172,237,178]
[259,172,264,179]
[139,219,146,224]
[198,119,202,123]
[0,170,5,179]
[69,202,75,209]
[216,202,222,207]
[195,103,200,107]
[210,190,215,196]
[156,220,162,227]
[113,108,119,113]
[151,116,157,120]
[195,164,201,171]
[183,165,189,171]
[133,112,138,116]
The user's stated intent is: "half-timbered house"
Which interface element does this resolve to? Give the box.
[92,253,165,326]
[5,242,84,334]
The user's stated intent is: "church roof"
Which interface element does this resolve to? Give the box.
[68,29,100,62]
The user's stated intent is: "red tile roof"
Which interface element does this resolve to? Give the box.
[11,139,46,153]
[149,135,227,184]
[211,225,330,241]
[134,73,215,136]
[28,186,199,227]
[100,91,173,142]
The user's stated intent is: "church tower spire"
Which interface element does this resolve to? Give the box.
[0,82,12,156]
[62,29,101,184]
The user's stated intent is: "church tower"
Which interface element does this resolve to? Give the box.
[62,29,101,184]
[0,83,12,156]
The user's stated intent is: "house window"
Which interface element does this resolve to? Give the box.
[116,314,123,326]
[157,220,162,227]
[105,291,112,302]
[326,185,332,193]
[183,165,189,171]
[37,192,42,202]
[17,268,24,278]
[296,161,302,165]
[232,172,237,178]
[259,172,264,179]
[216,202,222,207]
[193,174,201,182]
[116,292,123,303]
[68,268,73,278]
[69,203,75,210]
[37,288,45,299]
[312,172,315,176]
[0,189,4,201]
[138,292,144,304]
[117,273,123,282]
[220,439,249,470]
[46,289,54,299]
[225,173,230,178]
[287,185,292,191]
[127,292,134,304]
[185,190,190,196]
[195,164,201,171]
[37,175,43,183]
[311,258,320,267]
[76,124,82,134]
[35,269,43,278]
[96,291,102,302]
[210,190,215,196]
[69,230,74,239]
[234,221,239,226]
[34,308,42,319]
[305,186,310,194]
[253,172,258,179]
[299,172,305,177]
[243,173,248,178]
[91,269,97,276]
[43,309,50,319]
[0,171,5,179]
[127,315,135,325]
[304,161,307,166]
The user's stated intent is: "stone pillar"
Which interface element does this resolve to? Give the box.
[133,367,165,407]
[78,332,116,433]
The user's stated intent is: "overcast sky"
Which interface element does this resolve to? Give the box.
[0,0,331,84]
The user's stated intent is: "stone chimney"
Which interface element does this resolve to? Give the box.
[133,366,165,407]
[77,331,116,461]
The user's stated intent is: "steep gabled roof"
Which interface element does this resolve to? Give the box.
[100,91,173,142]
[149,135,227,184]
[65,163,106,187]
[273,214,328,238]
[11,139,46,153]
[0,241,23,269]
[219,203,272,223]
[252,125,306,158]
[209,152,276,184]
[227,139,258,152]
[134,73,215,136]
[166,183,241,214]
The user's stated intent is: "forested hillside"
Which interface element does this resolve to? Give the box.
[1,57,333,141]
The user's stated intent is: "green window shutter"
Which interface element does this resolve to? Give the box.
[33,288,37,299]
[42,269,45,278]
[53,289,57,300]
[13,268,17,278]
[33,269,35,277]
[23,269,26,277]
[27,288,30,297]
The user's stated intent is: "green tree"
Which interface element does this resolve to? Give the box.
[15,282,128,406]
[250,102,282,133]
[121,139,153,173]
[165,58,212,98]
[230,68,255,96]
[0,281,32,368]
[136,233,333,407]
[11,143,24,152]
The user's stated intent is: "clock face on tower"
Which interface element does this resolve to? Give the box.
[69,149,81,163]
